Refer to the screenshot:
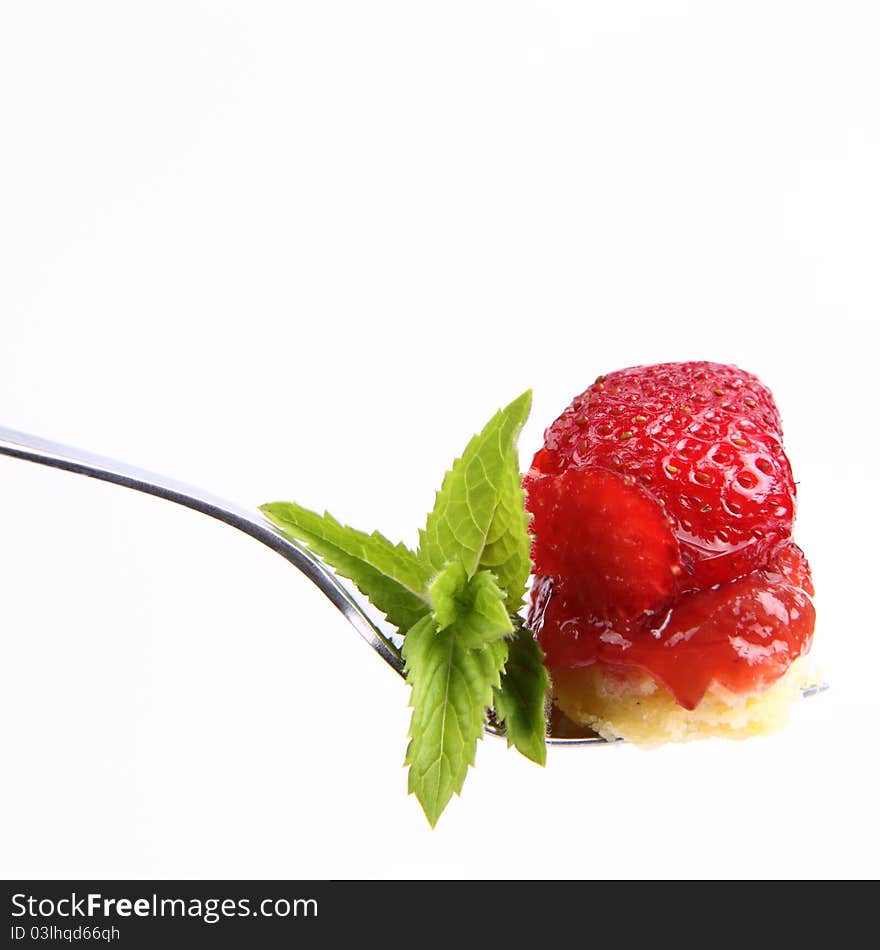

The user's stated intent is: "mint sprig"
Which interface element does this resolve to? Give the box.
[260,391,547,826]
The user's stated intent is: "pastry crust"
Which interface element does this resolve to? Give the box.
[551,657,817,748]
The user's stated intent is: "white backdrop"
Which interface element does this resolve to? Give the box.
[2,1,877,879]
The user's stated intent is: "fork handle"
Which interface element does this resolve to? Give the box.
[0,425,404,674]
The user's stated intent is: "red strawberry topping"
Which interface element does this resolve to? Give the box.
[524,362,813,707]
[529,362,796,594]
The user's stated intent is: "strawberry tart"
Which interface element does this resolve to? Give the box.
[524,362,816,746]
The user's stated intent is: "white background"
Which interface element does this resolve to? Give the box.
[1,2,878,880]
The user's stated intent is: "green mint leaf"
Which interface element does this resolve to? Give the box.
[418,391,532,610]
[493,622,549,766]
[260,501,431,631]
[403,613,509,826]
[428,561,513,647]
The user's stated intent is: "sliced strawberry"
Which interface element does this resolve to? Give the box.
[523,467,681,619]
[529,543,815,710]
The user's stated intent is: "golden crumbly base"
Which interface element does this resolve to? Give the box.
[551,658,816,749]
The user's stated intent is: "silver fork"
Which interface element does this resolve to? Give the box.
[0,425,605,743]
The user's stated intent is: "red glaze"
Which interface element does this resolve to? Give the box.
[529,544,815,710]
[525,363,814,709]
